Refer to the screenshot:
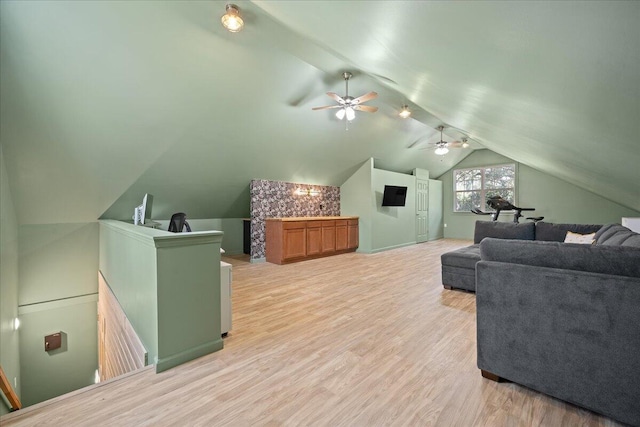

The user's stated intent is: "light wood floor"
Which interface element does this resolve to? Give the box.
[2,240,623,426]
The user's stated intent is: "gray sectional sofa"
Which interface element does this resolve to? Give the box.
[475,224,640,426]
[441,221,602,292]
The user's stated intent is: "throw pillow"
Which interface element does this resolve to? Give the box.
[564,231,596,244]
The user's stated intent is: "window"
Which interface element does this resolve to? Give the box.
[453,164,516,212]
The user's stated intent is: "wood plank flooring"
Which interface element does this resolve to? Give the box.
[2,239,622,426]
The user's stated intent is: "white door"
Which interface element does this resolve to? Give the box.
[416,179,429,243]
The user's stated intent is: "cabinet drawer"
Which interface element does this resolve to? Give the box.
[335,220,347,226]
[320,220,335,227]
[306,221,322,228]
[283,221,306,230]
[348,219,358,225]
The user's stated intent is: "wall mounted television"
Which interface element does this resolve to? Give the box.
[382,185,408,207]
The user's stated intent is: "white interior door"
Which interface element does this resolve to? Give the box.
[416,179,429,243]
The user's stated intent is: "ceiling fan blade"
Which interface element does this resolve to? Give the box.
[353,105,378,113]
[351,91,378,105]
[312,105,343,111]
[326,92,346,104]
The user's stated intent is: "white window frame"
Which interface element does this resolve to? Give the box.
[453,163,517,212]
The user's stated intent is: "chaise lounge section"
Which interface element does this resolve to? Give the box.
[441,220,602,292]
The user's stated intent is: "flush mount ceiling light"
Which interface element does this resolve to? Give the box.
[462,138,470,148]
[221,4,244,33]
[399,105,411,119]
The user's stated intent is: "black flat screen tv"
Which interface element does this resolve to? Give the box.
[382,185,408,207]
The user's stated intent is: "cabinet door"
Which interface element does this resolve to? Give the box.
[306,224,322,256]
[321,225,336,253]
[283,223,306,260]
[348,220,359,249]
[335,223,348,250]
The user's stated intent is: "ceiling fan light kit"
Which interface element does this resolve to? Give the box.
[434,145,449,156]
[221,4,244,32]
[399,105,411,118]
[312,72,378,124]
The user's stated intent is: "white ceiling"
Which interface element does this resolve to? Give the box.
[1,1,638,224]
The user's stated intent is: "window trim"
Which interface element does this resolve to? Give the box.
[452,163,517,213]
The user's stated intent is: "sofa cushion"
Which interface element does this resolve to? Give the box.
[535,222,603,242]
[595,224,640,248]
[473,221,535,244]
[480,238,640,278]
[622,235,640,248]
[441,244,480,269]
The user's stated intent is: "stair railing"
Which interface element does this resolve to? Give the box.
[0,365,21,411]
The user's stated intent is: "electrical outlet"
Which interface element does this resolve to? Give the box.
[14,377,17,388]
[444,223,448,228]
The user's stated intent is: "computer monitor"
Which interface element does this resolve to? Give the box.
[133,193,154,225]
[140,194,153,225]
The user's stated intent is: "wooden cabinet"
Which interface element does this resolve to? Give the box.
[266,217,358,264]
[283,223,306,260]
[348,219,359,250]
[306,222,322,256]
[321,220,336,253]
[335,220,348,251]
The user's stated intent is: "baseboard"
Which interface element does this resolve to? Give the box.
[250,257,266,263]
[155,339,224,373]
[370,241,417,254]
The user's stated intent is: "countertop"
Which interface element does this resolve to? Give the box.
[265,216,358,221]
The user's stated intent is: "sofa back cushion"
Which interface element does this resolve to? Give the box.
[480,238,640,278]
[535,222,603,242]
[473,220,535,244]
[595,224,640,248]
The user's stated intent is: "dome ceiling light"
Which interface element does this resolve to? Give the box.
[221,4,244,33]
[399,105,411,119]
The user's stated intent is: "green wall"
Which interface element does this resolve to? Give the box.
[18,297,98,407]
[99,222,159,362]
[17,222,99,408]
[0,146,20,414]
[341,158,432,253]
[371,168,417,252]
[155,218,244,255]
[340,160,373,252]
[440,149,640,239]
[428,179,444,241]
[19,223,98,305]
[99,220,224,373]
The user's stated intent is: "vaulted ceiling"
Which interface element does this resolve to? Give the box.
[1,1,638,224]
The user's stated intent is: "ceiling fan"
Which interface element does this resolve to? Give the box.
[312,72,378,122]
[420,126,470,155]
